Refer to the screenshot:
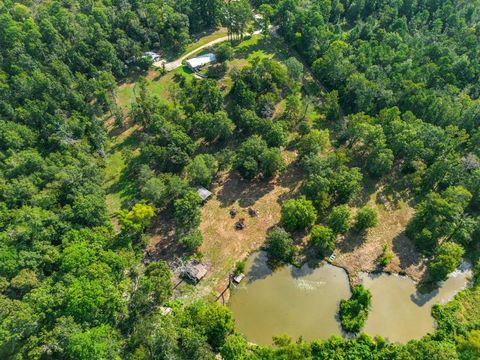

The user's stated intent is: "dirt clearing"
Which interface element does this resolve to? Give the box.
[197,152,301,298]
[334,197,426,285]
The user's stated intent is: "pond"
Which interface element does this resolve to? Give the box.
[229,252,472,345]
[360,262,472,343]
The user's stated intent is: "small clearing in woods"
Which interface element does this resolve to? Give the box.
[199,151,301,297]
[334,196,425,285]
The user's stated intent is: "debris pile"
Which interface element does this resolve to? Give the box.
[235,218,246,230]
[248,207,259,217]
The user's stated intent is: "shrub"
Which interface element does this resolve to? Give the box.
[179,229,203,253]
[281,197,317,232]
[327,205,352,234]
[354,207,378,232]
[339,285,372,333]
[379,244,393,266]
[234,260,246,276]
[310,225,336,255]
[265,227,294,263]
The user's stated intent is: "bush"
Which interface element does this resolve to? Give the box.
[185,154,218,187]
[429,242,465,282]
[179,229,203,253]
[310,225,336,255]
[265,227,294,263]
[281,197,317,232]
[327,205,352,234]
[354,207,378,232]
[379,244,393,266]
[339,285,371,333]
[216,43,234,62]
[234,260,246,276]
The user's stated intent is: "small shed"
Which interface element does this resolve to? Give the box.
[233,273,245,285]
[197,186,212,202]
[186,53,216,70]
[182,262,208,284]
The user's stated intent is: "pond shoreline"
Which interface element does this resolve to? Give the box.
[229,251,473,345]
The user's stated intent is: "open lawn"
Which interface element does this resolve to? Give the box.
[116,66,193,109]
[180,28,228,59]
[103,119,141,215]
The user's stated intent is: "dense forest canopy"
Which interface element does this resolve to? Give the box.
[0,0,480,359]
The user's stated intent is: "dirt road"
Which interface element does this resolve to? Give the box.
[154,29,263,71]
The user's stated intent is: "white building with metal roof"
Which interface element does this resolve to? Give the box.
[186,53,216,70]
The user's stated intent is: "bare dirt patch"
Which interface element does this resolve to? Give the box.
[334,197,426,285]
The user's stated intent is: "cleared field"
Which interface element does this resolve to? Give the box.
[334,191,424,285]
[197,151,301,297]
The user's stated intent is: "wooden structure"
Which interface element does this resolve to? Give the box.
[182,262,207,284]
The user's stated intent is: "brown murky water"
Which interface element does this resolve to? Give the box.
[229,252,351,345]
[360,262,472,343]
[230,252,471,345]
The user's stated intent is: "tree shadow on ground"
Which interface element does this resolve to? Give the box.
[276,161,303,203]
[392,232,424,273]
[350,176,378,209]
[216,172,276,208]
[247,251,273,283]
[145,212,185,263]
[336,231,368,254]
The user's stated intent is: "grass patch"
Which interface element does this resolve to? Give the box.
[180,28,228,58]
[195,151,302,297]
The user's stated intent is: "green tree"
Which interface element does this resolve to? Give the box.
[216,43,234,63]
[179,229,204,253]
[141,177,167,208]
[133,261,172,313]
[429,242,465,282]
[118,203,156,235]
[311,225,336,255]
[221,334,249,360]
[174,190,202,230]
[224,0,253,40]
[284,56,304,82]
[407,186,472,252]
[281,197,317,232]
[323,90,340,121]
[354,207,378,233]
[297,129,330,157]
[339,285,371,333]
[258,4,274,37]
[0,295,38,358]
[66,325,122,360]
[265,227,295,263]
[185,154,219,187]
[327,205,352,234]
